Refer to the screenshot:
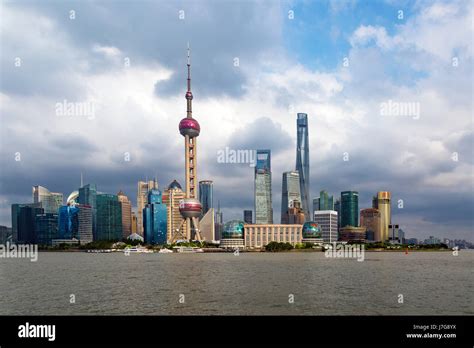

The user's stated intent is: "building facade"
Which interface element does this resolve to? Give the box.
[255,149,273,224]
[199,180,213,216]
[243,210,252,224]
[296,113,310,221]
[117,190,132,239]
[244,224,302,248]
[314,210,338,243]
[360,208,382,242]
[281,171,301,224]
[96,194,122,241]
[35,213,59,245]
[340,191,359,228]
[11,203,42,243]
[285,200,305,224]
[78,184,97,239]
[162,180,187,242]
[339,226,367,243]
[143,189,167,245]
[137,180,158,237]
[32,185,63,214]
[374,191,391,241]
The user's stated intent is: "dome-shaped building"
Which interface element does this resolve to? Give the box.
[66,191,79,205]
[302,221,324,244]
[168,180,182,191]
[220,220,245,249]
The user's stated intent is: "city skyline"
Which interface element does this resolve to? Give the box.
[0,0,473,242]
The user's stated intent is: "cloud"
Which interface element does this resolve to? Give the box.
[0,0,472,242]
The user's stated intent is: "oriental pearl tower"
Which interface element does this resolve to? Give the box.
[178,44,203,241]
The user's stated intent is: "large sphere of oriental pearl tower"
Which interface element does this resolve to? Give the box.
[179,198,202,218]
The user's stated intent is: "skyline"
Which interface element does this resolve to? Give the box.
[0,0,473,242]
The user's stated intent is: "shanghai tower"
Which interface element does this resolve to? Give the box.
[296,113,310,221]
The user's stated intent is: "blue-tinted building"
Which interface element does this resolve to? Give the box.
[58,205,79,239]
[340,191,359,228]
[11,203,42,243]
[199,180,213,216]
[296,113,310,221]
[255,149,273,224]
[35,213,59,246]
[96,194,122,241]
[143,189,167,245]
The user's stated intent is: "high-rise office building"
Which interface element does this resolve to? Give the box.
[77,204,93,244]
[58,205,79,239]
[314,210,338,243]
[199,180,213,216]
[334,199,341,230]
[243,210,253,224]
[96,194,122,241]
[255,149,273,224]
[374,191,391,241]
[340,191,359,228]
[11,203,42,243]
[137,179,158,237]
[286,200,305,224]
[117,190,132,239]
[162,180,187,242]
[360,208,382,242]
[78,184,97,239]
[32,185,63,214]
[318,190,334,211]
[281,171,301,224]
[214,201,224,240]
[296,113,310,221]
[35,213,58,245]
[143,189,167,245]
[131,212,138,234]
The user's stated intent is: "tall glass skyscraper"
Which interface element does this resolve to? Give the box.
[96,193,122,241]
[11,202,42,243]
[340,191,359,228]
[58,205,79,239]
[314,190,334,215]
[296,113,310,221]
[199,180,213,216]
[281,171,301,224]
[78,184,97,239]
[143,189,167,245]
[137,179,159,237]
[32,185,63,214]
[35,213,59,245]
[255,149,273,224]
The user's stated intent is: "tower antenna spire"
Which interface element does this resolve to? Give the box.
[185,42,193,118]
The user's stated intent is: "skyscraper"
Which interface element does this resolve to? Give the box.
[199,180,213,216]
[78,184,97,239]
[137,179,158,237]
[143,189,167,245]
[281,171,301,224]
[296,113,310,221]
[11,203,42,243]
[96,193,122,241]
[35,213,58,246]
[58,204,92,244]
[334,199,341,230]
[374,191,391,241]
[177,44,203,241]
[215,200,224,240]
[32,185,63,214]
[360,208,382,242]
[314,210,338,243]
[340,191,359,228]
[255,149,273,224]
[243,210,253,224]
[117,190,132,239]
[162,180,187,242]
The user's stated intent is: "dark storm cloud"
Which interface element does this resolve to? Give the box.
[4,0,283,98]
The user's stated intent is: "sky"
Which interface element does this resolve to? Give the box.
[0,0,472,242]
